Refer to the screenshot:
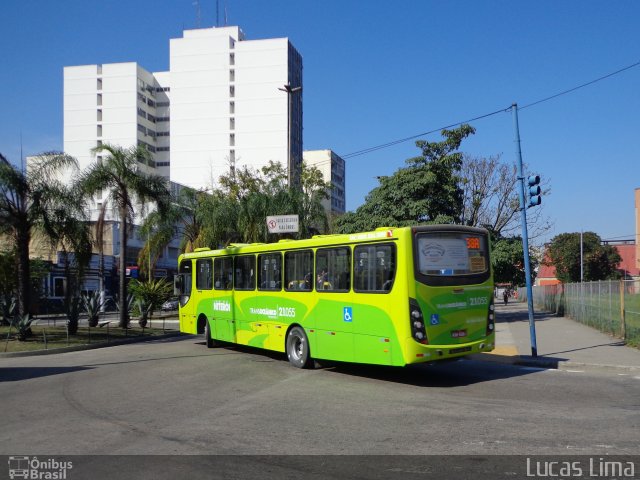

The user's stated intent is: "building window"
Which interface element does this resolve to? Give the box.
[147,114,156,123]
[229,150,235,161]
[97,109,102,122]
[157,146,170,152]
[229,133,235,146]
[97,125,102,137]
[137,107,147,119]
[230,53,235,65]
[229,101,235,114]
[97,78,102,90]
[229,85,235,97]
[156,101,170,107]
[230,69,235,82]
[230,118,235,130]
[97,94,102,106]
[156,117,169,122]
[157,161,170,167]
[53,277,65,298]
[97,140,103,147]
[137,124,147,135]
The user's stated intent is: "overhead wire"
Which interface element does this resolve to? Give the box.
[339,59,640,160]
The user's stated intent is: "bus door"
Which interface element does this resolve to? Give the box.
[213,256,235,342]
[176,259,196,334]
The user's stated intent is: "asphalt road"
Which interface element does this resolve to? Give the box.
[1,335,639,458]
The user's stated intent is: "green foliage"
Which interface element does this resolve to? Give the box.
[196,161,330,247]
[129,278,172,320]
[335,125,475,234]
[82,291,106,328]
[64,296,82,335]
[546,232,622,283]
[78,143,170,328]
[491,236,538,287]
[1,296,17,327]
[133,298,152,328]
[0,152,81,316]
[11,314,34,341]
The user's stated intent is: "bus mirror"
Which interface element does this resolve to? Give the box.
[173,275,182,295]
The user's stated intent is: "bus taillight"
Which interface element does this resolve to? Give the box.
[486,298,495,336]
[409,299,428,344]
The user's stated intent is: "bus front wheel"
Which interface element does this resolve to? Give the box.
[286,326,313,369]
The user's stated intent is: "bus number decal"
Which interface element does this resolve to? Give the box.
[469,297,488,306]
[278,307,296,318]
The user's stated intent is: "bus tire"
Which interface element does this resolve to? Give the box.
[205,319,217,348]
[286,326,313,369]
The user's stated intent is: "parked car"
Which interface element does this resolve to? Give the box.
[161,298,179,311]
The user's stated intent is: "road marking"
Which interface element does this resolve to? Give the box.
[565,370,584,373]
[490,345,519,356]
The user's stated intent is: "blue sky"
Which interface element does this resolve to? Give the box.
[1,0,639,244]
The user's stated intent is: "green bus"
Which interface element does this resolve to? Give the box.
[174,225,495,368]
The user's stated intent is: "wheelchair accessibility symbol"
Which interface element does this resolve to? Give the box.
[343,307,353,322]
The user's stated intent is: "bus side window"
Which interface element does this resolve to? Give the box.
[214,257,233,291]
[316,247,351,293]
[353,244,396,293]
[284,250,313,292]
[234,255,256,291]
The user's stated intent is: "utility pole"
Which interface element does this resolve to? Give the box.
[512,103,538,357]
[278,83,302,190]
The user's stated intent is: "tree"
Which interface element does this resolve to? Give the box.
[491,236,539,286]
[545,232,621,283]
[129,278,172,327]
[0,152,81,316]
[460,154,552,240]
[138,186,204,278]
[196,161,330,247]
[335,124,475,234]
[78,144,170,328]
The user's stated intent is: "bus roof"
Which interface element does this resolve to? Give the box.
[177,224,489,261]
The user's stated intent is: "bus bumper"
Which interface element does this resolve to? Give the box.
[404,334,495,364]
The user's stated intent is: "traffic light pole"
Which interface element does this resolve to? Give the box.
[512,103,538,357]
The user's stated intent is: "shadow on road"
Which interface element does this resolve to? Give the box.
[318,359,542,387]
[0,366,94,382]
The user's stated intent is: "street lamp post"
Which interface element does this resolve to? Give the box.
[278,83,302,189]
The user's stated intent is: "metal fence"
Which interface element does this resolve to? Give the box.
[518,280,640,347]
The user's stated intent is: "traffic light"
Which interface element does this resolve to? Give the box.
[528,175,542,207]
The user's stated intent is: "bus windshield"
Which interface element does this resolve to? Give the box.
[414,229,490,285]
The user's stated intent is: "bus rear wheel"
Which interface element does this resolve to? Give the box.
[205,320,217,348]
[286,326,313,368]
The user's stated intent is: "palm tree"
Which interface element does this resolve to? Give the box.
[78,144,169,328]
[0,152,81,316]
[138,186,203,278]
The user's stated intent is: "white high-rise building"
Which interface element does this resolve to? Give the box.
[303,150,346,215]
[63,26,303,197]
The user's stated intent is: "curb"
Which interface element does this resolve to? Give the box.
[0,331,184,358]
[468,352,640,374]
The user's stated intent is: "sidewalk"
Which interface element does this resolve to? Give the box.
[472,301,640,373]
